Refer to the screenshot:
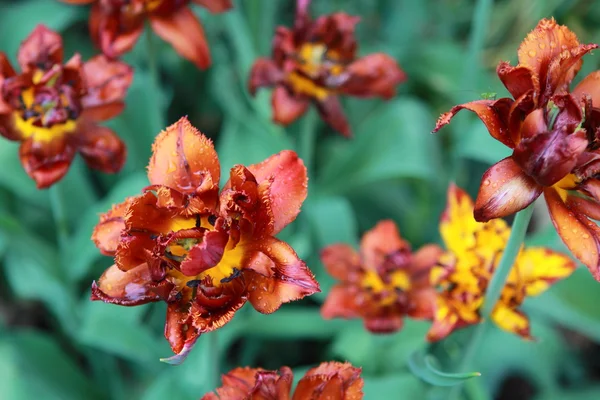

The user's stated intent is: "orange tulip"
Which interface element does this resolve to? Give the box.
[0,25,131,188]
[91,117,319,363]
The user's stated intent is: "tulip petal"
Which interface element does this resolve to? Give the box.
[148,117,220,193]
[163,303,200,363]
[179,230,229,276]
[474,157,543,222]
[293,362,363,400]
[18,25,63,70]
[340,53,406,99]
[321,285,359,319]
[78,123,126,173]
[245,238,319,313]
[491,303,532,340]
[573,70,600,107]
[150,7,211,69]
[81,55,133,121]
[93,5,144,59]
[496,62,534,100]
[19,135,76,189]
[90,263,161,306]
[60,0,95,3]
[360,220,409,271]
[202,367,261,400]
[192,0,233,13]
[248,58,284,95]
[320,244,360,281]
[246,150,308,235]
[92,197,134,255]
[544,187,600,280]
[311,13,360,62]
[317,95,351,137]
[439,184,480,255]
[272,87,309,126]
[0,54,16,113]
[433,99,514,148]
[407,288,437,320]
[515,247,576,297]
[364,315,403,334]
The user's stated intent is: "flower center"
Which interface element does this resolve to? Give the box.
[361,269,410,306]
[287,43,344,100]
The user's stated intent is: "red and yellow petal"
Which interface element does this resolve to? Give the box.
[148,117,220,193]
[19,135,77,189]
[192,0,233,13]
[364,315,403,334]
[149,7,211,69]
[293,362,363,400]
[321,285,359,320]
[515,247,576,297]
[92,6,144,59]
[90,263,162,306]
[496,62,534,101]
[244,238,319,314]
[491,303,532,340]
[340,53,406,99]
[320,244,361,282]
[77,123,126,174]
[439,184,479,255]
[544,187,600,280]
[179,229,229,276]
[162,302,201,365]
[360,220,409,271]
[474,157,543,222]
[202,368,261,400]
[272,86,310,126]
[573,70,600,107]
[0,53,16,114]
[433,99,515,148]
[17,25,63,71]
[245,150,308,235]
[92,197,135,255]
[81,55,133,122]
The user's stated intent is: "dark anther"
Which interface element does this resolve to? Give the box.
[174,291,183,301]
[186,280,201,288]
[22,109,38,119]
[149,234,158,240]
[220,267,241,283]
[195,215,202,228]
[208,214,217,226]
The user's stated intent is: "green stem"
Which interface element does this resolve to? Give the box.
[450,204,534,400]
[298,108,318,178]
[49,183,69,254]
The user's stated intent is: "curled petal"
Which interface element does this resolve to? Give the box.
[248,58,283,95]
[246,150,308,235]
[82,55,133,121]
[189,284,248,332]
[433,99,514,148]
[78,123,126,173]
[192,0,233,13]
[202,367,260,400]
[293,362,363,400]
[474,157,543,222]
[92,197,135,255]
[150,7,211,69]
[497,62,534,101]
[19,135,76,189]
[179,229,229,276]
[320,244,360,282]
[515,247,576,297]
[339,54,406,99]
[573,70,600,107]
[163,303,200,364]
[148,117,220,193]
[544,187,600,280]
[310,13,359,62]
[360,220,409,271]
[17,25,63,70]
[272,87,309,126]
[245,238,319,313]
[491,303,532,340]
[321,285,359,320]
[92,5,144,59]
[317,95,351,137]
[203,367,293,400]
[0,54,16,113]
[90,263,161,306]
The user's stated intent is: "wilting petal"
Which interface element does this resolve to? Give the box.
[491,303,532,340]
[92,198,135,255]
[272,87,309,126]
[192,0,233,13]
[433,99,514,148]
[77,123,126,173]
[245,238,319,313]
[249,58,284,95]
[573,70,600,107]
[311,13,359,62]
[93,5,144,59]
[339,53,406,99]
[360,220,409,271]
[148,117,220,193]
[179,230,229,276]
[91,263,161,306]
[81,55,133,121]
[245,150,308,235]
[321,285,359,319]
[544,187,600,280]
[202,367,260,400]
[474,157,543,222]
[150,7,211,69]
[515,247,576,297]
[17,25,63,70]
[320,244,360,281]
[203,367,293,400]
[497,62,534,101]
[19,135,76,189]
[316,95,351,137]
[293,362,363,400]
[163,303,200,363]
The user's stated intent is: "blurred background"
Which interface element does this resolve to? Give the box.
[1,0,600,399]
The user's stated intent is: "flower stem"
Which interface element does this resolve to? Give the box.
[450,204,534,399]
[49,183,69,254]
[298,108,318,178]
[145,24,159,91]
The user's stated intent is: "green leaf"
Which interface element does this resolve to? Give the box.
[408,350,481,387]
[363,373,427,400]
[457,119,512,165]
[319,98,440,194]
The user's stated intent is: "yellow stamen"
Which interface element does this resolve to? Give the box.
[288,72,330,100]
[14,112,76,143]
